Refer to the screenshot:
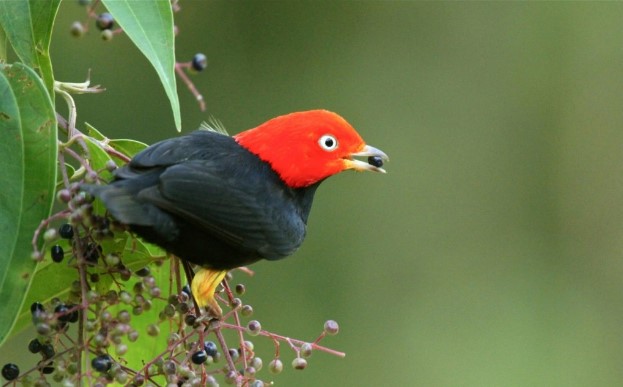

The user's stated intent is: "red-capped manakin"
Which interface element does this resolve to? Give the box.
[83,110,388,314]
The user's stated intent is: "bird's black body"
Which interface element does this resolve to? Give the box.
[83,130,320,270]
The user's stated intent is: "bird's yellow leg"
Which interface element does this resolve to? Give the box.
[191,268,228,317]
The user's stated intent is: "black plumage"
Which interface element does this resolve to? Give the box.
[83,130,320,270]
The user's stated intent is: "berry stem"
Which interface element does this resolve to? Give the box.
[220,323,346,358]
[174,62,206,111]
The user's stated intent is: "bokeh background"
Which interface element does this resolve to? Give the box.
[5,1,623,386]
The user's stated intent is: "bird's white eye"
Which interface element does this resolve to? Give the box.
[318,134,338,151]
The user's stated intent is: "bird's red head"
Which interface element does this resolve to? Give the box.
[234,110,388,188]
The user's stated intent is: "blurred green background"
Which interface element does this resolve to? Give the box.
[5,1,623,386]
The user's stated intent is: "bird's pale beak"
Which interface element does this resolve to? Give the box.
[344,145,389,173]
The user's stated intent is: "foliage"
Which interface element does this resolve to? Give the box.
[0,1,342,386]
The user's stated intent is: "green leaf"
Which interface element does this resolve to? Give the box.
[102,0,181,131]
[109,138,148,158]
[85,122,106,141]
[0,63,57,346]
[0,0,61,97]
[0,23,7,62]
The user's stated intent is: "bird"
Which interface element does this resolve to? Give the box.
[83,110,388,314]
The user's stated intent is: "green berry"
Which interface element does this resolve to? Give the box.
[228,348,239,362]
[268,359,283,374]
[224,370,237,385]
[100,29,113,41]
[56,189,72,203]
[251,356,263,371]
[43,229,59,243]
[70,21,84,37]
[241,305,254,317]
[163,360,176,375]
[300,342,313,358]
[146,324,159,336]
[292,357,307,370]
[246,320,261,336]
[323,320,339,335]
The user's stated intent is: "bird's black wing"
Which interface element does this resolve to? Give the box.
[123,130,232,171]
[137,159,307,260]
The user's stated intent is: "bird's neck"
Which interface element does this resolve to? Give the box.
[293,181,322,224]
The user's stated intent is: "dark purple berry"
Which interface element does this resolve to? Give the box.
[368,155,384,168]
[96,13,114,30]
[135,267,150,277]
[91,354,113,372]
[58,223,74,239]
[181,284,191,296]
[41,343,55,359]
[1,363,19,381]
[204,341,218,357]
[85,242,102,263]
[55,304,71,323]
[51,245,64,263]
[191,350,207,364]
[41,362,54,374]
[191,53,208,72]
[184,314,196,326]
[67,305,79,323]
[28,338,42,353]
[31,302,45,315]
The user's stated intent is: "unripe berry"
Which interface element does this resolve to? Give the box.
[101,29,113,41]
[241,305,254,317]
[291,357,307,370]
[70,21,84,38]
[247,320,261,336]
[43,228,58,243]
[234,283,246,295]
[323,319,339,335]
[300,342,313,358]
[268,359,283,374]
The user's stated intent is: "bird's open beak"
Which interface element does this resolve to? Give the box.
[344,145,389,173]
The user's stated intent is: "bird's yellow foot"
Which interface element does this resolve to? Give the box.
[191,268,228,317]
